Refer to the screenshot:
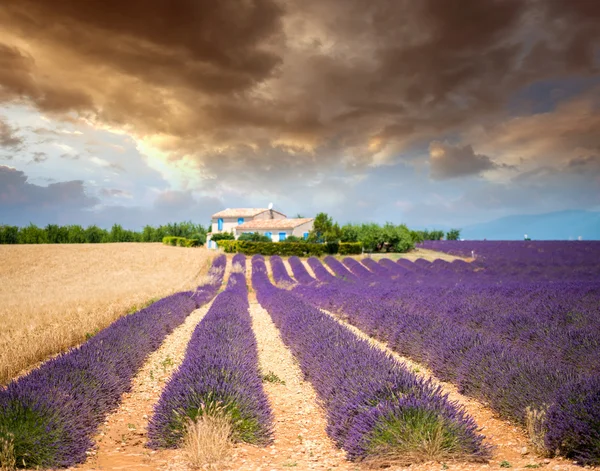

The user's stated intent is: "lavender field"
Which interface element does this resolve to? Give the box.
[290,242,600,465]
[1,243,598,470]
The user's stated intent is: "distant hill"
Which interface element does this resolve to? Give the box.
[461,210,600,240]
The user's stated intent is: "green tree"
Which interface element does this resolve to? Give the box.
[0,225,19,244]
[308,212,342,243]
[340,224,359,242]
[67,225,86,243]
[18,224,48,244]
[446,229,461,241]
[84,225,106,243]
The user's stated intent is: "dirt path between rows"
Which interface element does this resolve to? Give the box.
[224,295,358,471]
[70,299,217,471]
[319,308,582,471]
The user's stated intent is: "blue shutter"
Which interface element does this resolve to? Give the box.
[218,218,223,231]
[238,217,244,225]
[303,232,309,240]
[265,232,272,240]
[279,232,287,241]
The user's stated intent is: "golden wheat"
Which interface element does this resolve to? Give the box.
[0,243,215,385]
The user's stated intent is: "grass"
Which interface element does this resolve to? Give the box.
[183,407,233,470]
[525,407,548,455]
[262,371,286,385]
[0,434,16,471]
[0,243,215,385]
[365,407,483,467]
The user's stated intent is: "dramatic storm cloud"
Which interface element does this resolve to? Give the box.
[0,0,598,231]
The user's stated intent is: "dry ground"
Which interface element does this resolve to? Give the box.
[340,247,470,263]
[0,243,215,384]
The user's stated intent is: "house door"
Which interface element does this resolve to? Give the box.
[265,232,272,241]
[278,232,287,241]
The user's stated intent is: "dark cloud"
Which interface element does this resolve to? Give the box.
[429,141,498,180]
[0,117,23,148]
[0,165,223,228]
[0,165,99,225]
[0,165,98,207]
[0,0,597,168]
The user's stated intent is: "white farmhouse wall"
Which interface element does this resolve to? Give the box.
[211,217,251,234]
[291,220,314,237]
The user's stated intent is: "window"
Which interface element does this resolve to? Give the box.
[218,218,223,231]
[303,232,309,240]
[238,217,244,225]
[265,232,272,240]
[279,232,287,241]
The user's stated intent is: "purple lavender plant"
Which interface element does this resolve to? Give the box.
[147,254,272,448]
[269,255,295,284]
[292,245,600,464]
[251,256,489,463]
[307,257,336,282]
[288,256,315,284]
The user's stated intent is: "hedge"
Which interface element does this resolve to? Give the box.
[162,236,203,247]
[338,242,363,255]
[217,240,325,257]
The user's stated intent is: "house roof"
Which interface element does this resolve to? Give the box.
[235,218,314,231]
[211,208,286,218]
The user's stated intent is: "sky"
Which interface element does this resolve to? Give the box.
[0,0,599,230]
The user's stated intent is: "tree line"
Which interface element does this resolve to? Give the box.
[0,222,207,244]
[307,213,460,253]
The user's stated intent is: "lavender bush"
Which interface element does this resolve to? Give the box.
[342,257,375,278]
[324,256,358,281]
[360,257,390,276]
[288,256,315,284]
[269,255,295,285]
[252,256,489,463]
[148,254,272,448]
[295,248,600,465]
[307,257,336,282]
[0,255,226,468]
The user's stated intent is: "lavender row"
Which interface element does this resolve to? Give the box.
[295,258,600,465]
[287,256,314,284]
[307,256,336,282]
[324,256,358,281]
[148,254,272,448]
[270,255,295,285]
[252,255,488,462]
[0,255,226,468]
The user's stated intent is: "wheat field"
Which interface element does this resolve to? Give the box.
[0,243,215,385]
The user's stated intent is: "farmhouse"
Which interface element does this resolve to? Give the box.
[206,208,314,248]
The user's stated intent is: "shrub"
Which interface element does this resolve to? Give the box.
[325,241,339,254]
[238,232,271,242]
[280,235,303,243]
[217,241,326,257]
[211,232,235,242]
[339,242,363,255]
[162,236,203,247]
